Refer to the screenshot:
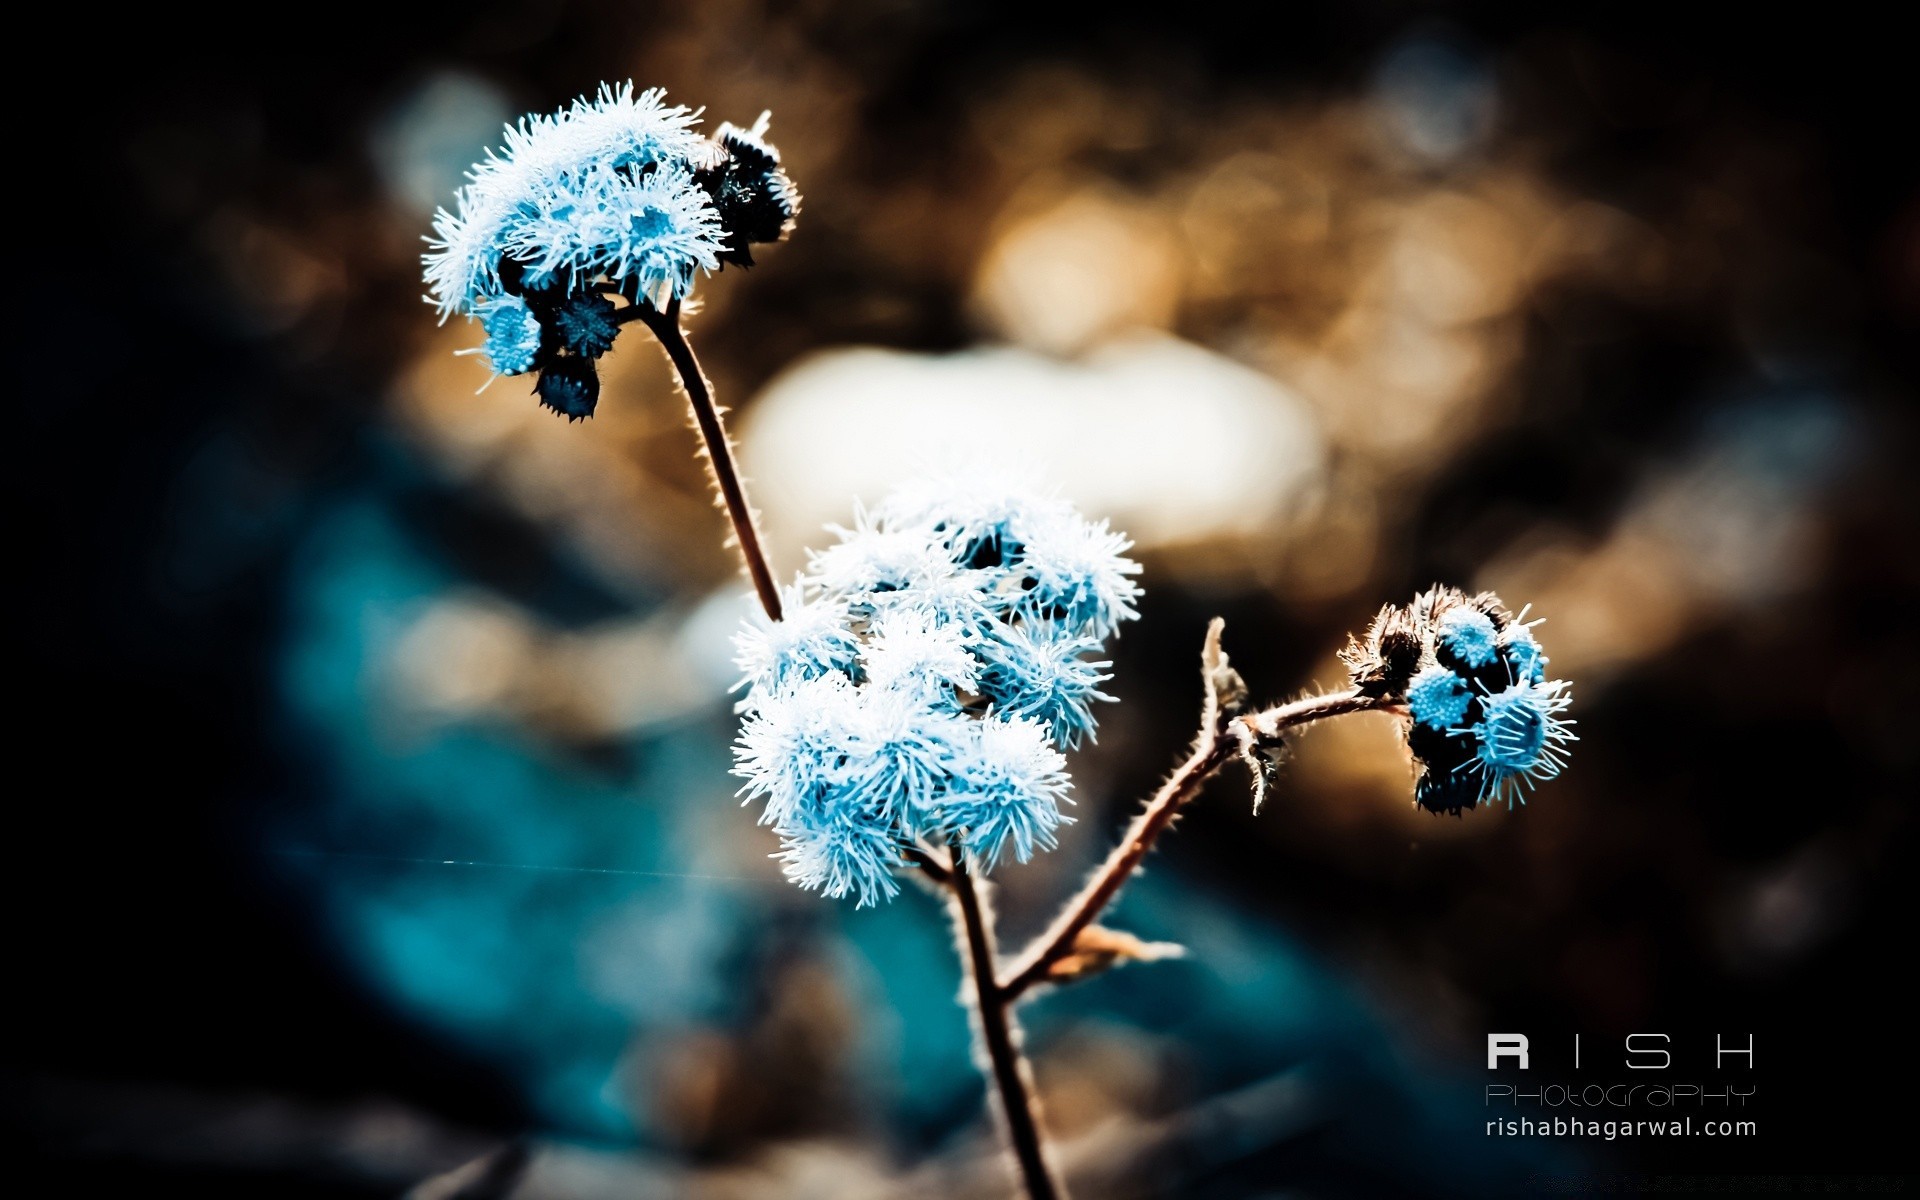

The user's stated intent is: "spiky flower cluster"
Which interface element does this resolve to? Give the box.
[424,83,800,420]
[732,481,1143,905]
[1342,586,1575,813]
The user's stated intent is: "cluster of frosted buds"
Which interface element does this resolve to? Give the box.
[1342,586,1576,814]
[423,84,800,420]
[731,480,1142,905]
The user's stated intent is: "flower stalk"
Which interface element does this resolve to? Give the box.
[631,298,784,621]
[946,840,1064,1200]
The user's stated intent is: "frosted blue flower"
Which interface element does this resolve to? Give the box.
[976,622,1113,749]
[862,607,980,702]
[504,158,725,304]
[423,83,717,318]
[733,673,871,830]
[1458,678,1577,808]
[932,716,1072,870]
[868,567,1006,635]
[733,587,861,700]
[424,84,803,420]
[877,476,1075,570]
[1406,663,1472,730]
[1435,606,1498,669]
[1498,620,1548,685]
[739,677,968,827]
[551,292,620,358]
[774,817,904,908]
[734,675,974,904]
[733,481,1141,903]
[470,294,541,376]
[807,508,959,599]
[1013,514,1143,639]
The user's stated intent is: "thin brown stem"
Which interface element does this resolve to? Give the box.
[1000,688,1383,1000]
[948,841,1064,1200]
[633,298,783,621]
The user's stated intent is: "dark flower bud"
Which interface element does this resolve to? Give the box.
[1346,584,1577,814]
[1342,603,1423,697]
[553,291,621,358]
[536,355,601,422]
[696,115,802,269]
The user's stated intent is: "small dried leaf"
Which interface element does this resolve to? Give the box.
[1045,925,1186,984]
[1201,617,1248,718]
[1240,734,1287,815]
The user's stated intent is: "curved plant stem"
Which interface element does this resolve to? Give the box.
[1001,688,1384,1000]
[632,298,783,622]
[947,841,1064,1200]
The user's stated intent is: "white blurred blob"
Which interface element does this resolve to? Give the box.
[973,186,1183,356]
[370,72,512,217]
[736,332,1325,561]
[385,589,716,737]
[1370,33,1497,168]
[679,586,763,700]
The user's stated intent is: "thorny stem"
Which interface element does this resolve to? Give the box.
[947,840,1065,1200]
[630,298,784,622]
[1000,688,1386,1001]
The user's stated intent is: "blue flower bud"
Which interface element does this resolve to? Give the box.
[1435,606,1499,669]
[475,294,542,376]
[1407,664,1472,730]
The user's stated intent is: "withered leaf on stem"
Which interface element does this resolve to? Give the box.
[1043,925,1185,985]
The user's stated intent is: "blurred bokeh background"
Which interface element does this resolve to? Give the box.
[12,2,1916,1195]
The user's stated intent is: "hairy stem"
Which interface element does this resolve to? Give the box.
[1001,688,1384,1000]
[948,841,1064,1200]
[634,298,784,622]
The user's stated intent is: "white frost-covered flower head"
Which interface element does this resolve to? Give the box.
[422,82,801,419]
[731,478,1141,904]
